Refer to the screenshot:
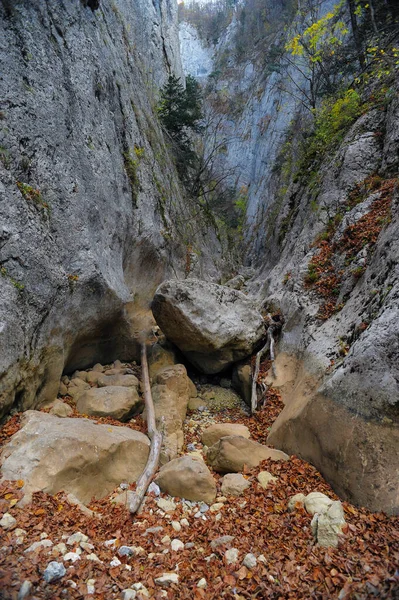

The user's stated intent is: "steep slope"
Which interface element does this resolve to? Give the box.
[179,1,399,513]
[0,0,223,420]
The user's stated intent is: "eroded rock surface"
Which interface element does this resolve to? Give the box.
[0,411,150,504]
[76,386,142,421]
[201,423,251,448]
[151,279,265,374]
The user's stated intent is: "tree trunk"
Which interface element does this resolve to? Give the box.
[346,0,366,68]
[129,341,162,515]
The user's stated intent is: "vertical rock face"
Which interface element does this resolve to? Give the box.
[0,0,221,419]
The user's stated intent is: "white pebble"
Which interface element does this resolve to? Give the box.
[171,539,184,552]
[171,521,181,532]
[0,513,16,530]
[110,557,122,567]
[63,552,80,562]
[197,578,207,589]
[243,553,257,569]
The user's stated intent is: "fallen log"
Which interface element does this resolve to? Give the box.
[129,340,162,514]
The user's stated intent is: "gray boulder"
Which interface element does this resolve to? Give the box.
[151,279,265,374]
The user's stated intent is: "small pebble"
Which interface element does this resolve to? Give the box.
[119,482,129,490]
[43,561,66,583]
[66,532,88,545]
[197,578,207,589]
[225,548,239,565]
[53,543,68,556]
[161,535,171,545]
[243,553,257,569]
[0,513,16,530]
[118,545,134,557]
[122,590,137,600]
[63,552,80,562]
[86,553,101,562]
[171,521,181,532]
[171,539,184,551]
[104,538,118,547]
[110,557,122,567]
[87,579,95,594]
[199,503,209,513]
[180,518,190,527]
[17,580,32,600]
[154,573,179,586]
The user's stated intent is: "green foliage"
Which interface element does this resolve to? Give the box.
[158,74,203,179]
[16,181,48,210]
[1,266,24,291]
[123,146,144,207]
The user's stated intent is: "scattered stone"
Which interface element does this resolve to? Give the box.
[207,435,289,473]
[210,502,224,512]
[58,382,68,396]
[87,579,95,594]
[199,503,209,513]
[156,455,216,503]
[119,482,129,490]
[151,279,265,374]
[287,493,306,512]
[104,538,118,547]
[156,498,176,513]
[76,386,142,421]
[161,535,171,545]
[257,471,278,489]
[304,492,333,516]
[201,423,251,448]
[154,573,179,586]
[25,540,53,553]
[122,590,137,600]
[243,553,257,569]
[86,553,101,562]
[118,546,135,557]
[48,399,73,417]
[0,512,16,530]
[171,521,181,532]
[197,578,207,589]
[171,539,184,551]
[311,501,346,547]
[225,548,239,565]
[147,482,161,496]
[17,580,32,600]
[144,526,164,536]
[258,554,267,564]
[63,552,80,562]
[110,557,122,567]
[221,473,250,496]
[210,535,235,549]
[53,543,68,556]
[180,518,189,528]
[80,541,94,552]
[66,532,88,546]
[1,411,150,505]
[43,561,66,583]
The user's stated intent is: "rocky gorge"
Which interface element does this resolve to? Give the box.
[0,0,398,598]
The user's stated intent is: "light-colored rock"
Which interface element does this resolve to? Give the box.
[304,492,333,516]
[210,502,224,512]
[43,561,66,583]
[64,552,80,562]
[201,423,251,448]
[48,399,73,418]
[257,471,278,489]
[197,578,207,589]
[221,473,250,496]
[199,385,243,411]
[25,540,53,553]
[171,521,181,532]
[188,397,207,411]
[1,411,150,505]
[287,493,306,512]
[311,501,346,547]
[154,573,179,586]
[243,553,257,569]
[171,539,184,551]
[188,379,197,398]
[76,386,142,421]
[122,590,137,600]
[156,498,176,513]
[151,279,265,374]
[154,365,190,422]
[210,535,235,549]
[206,435,289,473]
[58,383,68,397]
[53,543,68,556]
[17,580,32,600]
[155,455,216,503]
[0,512,16,529]
[225,548,239,565]
[66,532,88,546]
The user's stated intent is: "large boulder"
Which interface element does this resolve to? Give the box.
[201,423,251,448]
[151,279,265,374]
[206,436,289,473]
[221,473,250,496]
[0,411,150,504]
[232,362,252,406]
[155,455,217,503]
[76,386,142,421]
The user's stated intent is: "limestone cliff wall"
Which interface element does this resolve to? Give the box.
[0,0,222,419]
